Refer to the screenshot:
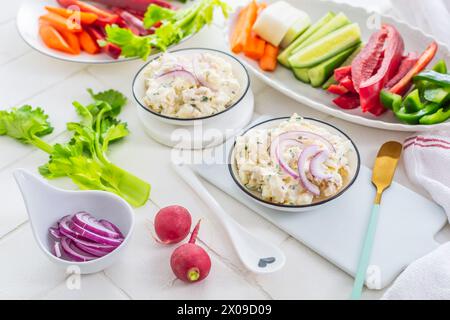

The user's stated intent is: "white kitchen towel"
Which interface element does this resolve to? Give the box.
[383,132,450,299]
[389,0,450,47]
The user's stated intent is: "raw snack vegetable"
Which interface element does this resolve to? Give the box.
[380,60,450,125]
[50,212,124,262]
[106,0,231,59]
[88,0,173,13]
[0,89,151,207]
[154,205,192,244]
[170,220,211,282]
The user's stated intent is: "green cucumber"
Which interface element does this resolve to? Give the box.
[280,14,311,48]
[308,45,358,87]
[322,43,363,89]
[293,68,310,83]
[291,12,351,55]
[277,12,335,67]
[288,23,361,69]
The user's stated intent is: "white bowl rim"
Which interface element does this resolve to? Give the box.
[132,47,251,122]
[228,116,362,210]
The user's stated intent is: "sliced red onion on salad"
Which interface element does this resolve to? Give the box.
[310,150,333,181]
[156,69,198,86]
[297,145,321,196]
[275,139,303,179]
[49,213,124,263]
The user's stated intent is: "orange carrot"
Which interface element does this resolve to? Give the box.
[257,2,267,14]
[39,12,82,33]
[39,23,75,54]
[45,6,98,25]
[244,32,265,60]
[231,1,258,54]
[59,29,81,54]
[230,6,248,53]
[78,30,100,54]
[259,43,279,71]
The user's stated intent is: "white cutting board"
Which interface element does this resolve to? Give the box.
[190,117,447,289]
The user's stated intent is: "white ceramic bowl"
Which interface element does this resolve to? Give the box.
[13,169,134,274]
[229,117,361,213]
[132,47,251,126]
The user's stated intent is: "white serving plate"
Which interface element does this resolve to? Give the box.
[226,0,450,132]
[17,0,191,64]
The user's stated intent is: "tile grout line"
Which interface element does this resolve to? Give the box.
[0,49,32,68]
[102,270,134,300]
[0,220,28,242]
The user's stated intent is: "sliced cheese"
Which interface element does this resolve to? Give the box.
[252,1,307,47]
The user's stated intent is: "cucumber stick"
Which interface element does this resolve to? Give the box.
[322,43,363,89]
[293,68,310,83]
[288,23,361,68]
[280,14,311,48]
[308,45,358,87]
[277,12,335,67]
[291,12,351,55]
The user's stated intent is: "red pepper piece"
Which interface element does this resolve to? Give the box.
[339,76,356,93]
[390,42,438,95]
[327,84,348,95]
[334,65,352,82]
[332,93,361,110]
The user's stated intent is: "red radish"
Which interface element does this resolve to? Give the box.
[170,220,211,283]
[154,205,192,244]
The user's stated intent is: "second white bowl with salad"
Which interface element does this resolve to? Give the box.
[229,115,361,212]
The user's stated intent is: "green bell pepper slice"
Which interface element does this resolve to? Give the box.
[395,102,441,125]
[414,70,450,87]
[419,107,450,125]
[432,59,447,74]
[380,90,402,113]
[424,87,450,104]
[403,89,423,113]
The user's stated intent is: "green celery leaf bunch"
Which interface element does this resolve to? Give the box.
[0,89,150,207]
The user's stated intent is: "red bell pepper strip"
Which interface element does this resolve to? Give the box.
[332,93,361,110]
[339,76,356,93]
[334,65,352,83]
[85,25,122,59]
[389,41,438,96]
[327,84,348,95]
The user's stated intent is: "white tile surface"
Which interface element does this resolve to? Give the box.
[0,0,441,300]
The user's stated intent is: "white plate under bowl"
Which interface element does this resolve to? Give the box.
[226,0,450,132]
[17,0,191,64]
[229,117,361,212]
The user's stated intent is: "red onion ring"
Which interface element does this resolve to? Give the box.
[60,238,97,262]
[73,212,122,239]
[275,139,303,179]
[156,69,198,85]
[310,150,333,180]
[298,145,321,196]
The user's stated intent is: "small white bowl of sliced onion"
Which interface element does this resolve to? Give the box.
[229,116,361,212]
[14,169,134,274]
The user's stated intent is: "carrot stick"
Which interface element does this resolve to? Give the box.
[231,1,258,54]
[78,30,100,54]
[39,23,75,54]
[39,12,82,33]
[259,43,279,71]
[244,32,265,60]
[45,6,98,25]
[59,29,81,54]
[230,6,248,53]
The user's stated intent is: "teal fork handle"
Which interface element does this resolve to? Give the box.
[351,204,381,300]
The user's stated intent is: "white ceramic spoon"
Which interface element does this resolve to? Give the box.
[173,162,286,274]
[13,169,135,274]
